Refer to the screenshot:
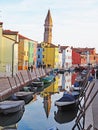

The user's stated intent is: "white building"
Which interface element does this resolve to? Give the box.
[59,46,72,69]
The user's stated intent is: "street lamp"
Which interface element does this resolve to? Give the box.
[12,42,18,77]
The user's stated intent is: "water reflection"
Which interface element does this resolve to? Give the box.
[0,71,79,130]
[58,72,78,91]
[54,107,78,124]
[43,94,51,118]
[0,108,24,129]
[40,76,59,118]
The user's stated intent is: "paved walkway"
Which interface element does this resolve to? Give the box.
[85,79,98,130]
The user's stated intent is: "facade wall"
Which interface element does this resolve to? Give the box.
[18,40,24,70]
[28,41,34,67]
[54,48,59,68]
[0,37,18,74]
[42,47,54,67]
[62,47,72,68]
[42,47,59,68]
[18,39,28,70]
[72,50,81,65]
[89,49,96,65]
[33,41,37,68]
[37,47,43,67]
[58,53,62,68]
[18,38,37,70]
[23,39,28,70]
[0,24,18,75]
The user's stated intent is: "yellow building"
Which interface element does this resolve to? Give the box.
[18,34,29,70]
[0,22,18,76]
[42,43,59,68]
[18,34,38,70]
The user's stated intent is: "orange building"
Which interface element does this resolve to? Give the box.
[72,47,96,66]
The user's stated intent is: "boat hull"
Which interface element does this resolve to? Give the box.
[0,100,25,114]
[9,92,34,104]
[56,101,78,111]
[31,81,44,87]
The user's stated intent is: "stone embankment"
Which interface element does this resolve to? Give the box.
[0,68,51,101]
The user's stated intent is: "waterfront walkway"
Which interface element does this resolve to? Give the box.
[0,68,52,101]
[85,79,98,130]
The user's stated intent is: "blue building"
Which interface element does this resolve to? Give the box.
[37,44,43,67]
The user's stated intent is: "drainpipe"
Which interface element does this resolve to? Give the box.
[12,42,18,77]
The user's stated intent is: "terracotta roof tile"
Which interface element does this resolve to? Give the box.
[19,34,31,40]
[3,30,18,35]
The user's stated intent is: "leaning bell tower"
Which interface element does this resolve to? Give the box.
[43,9,53,44]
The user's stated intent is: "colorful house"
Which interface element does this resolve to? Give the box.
[72,47,96,66]
[42,43,59,68]
[0,22,18,76]
[18,34,37,70]
[37,43,43,67]
[72,48,81,66]
[59,46,72,69]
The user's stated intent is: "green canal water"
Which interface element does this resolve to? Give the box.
[0,72,79,130]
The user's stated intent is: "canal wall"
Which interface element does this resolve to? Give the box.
[0,68,52,101]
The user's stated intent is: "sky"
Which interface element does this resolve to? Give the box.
[0,0,98,52]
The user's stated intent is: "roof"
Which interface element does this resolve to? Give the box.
[59,46,70,53]
[60,46,69,49]
[50,43,58,48]
[72,47,95,55]
[72,47,95,52]
[19,34,37,43]
[45,9,53,26]
[3,30,18,35]
[19,34,31,40]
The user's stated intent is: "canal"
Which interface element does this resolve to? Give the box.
[0,71,79,130]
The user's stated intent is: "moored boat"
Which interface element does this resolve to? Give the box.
[63,91,80,100]
[40,74,55,84]
[31,81,44,87]
[0,100,25,114]
[54,107,78,124]
[0,107,24,127]
[9,91,34,104]
[55,92,78,110]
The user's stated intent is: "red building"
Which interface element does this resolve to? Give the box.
[72,49,81,66]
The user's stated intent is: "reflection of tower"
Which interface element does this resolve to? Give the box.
[43,94,51,118]
[43,9,53,44]
[41,80,59,118]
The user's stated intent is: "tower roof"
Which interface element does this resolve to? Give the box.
[45,10,53,26]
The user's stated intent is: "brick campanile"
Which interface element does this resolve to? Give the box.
[43,9,53,44]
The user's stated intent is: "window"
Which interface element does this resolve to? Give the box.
[38,55,40,58]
